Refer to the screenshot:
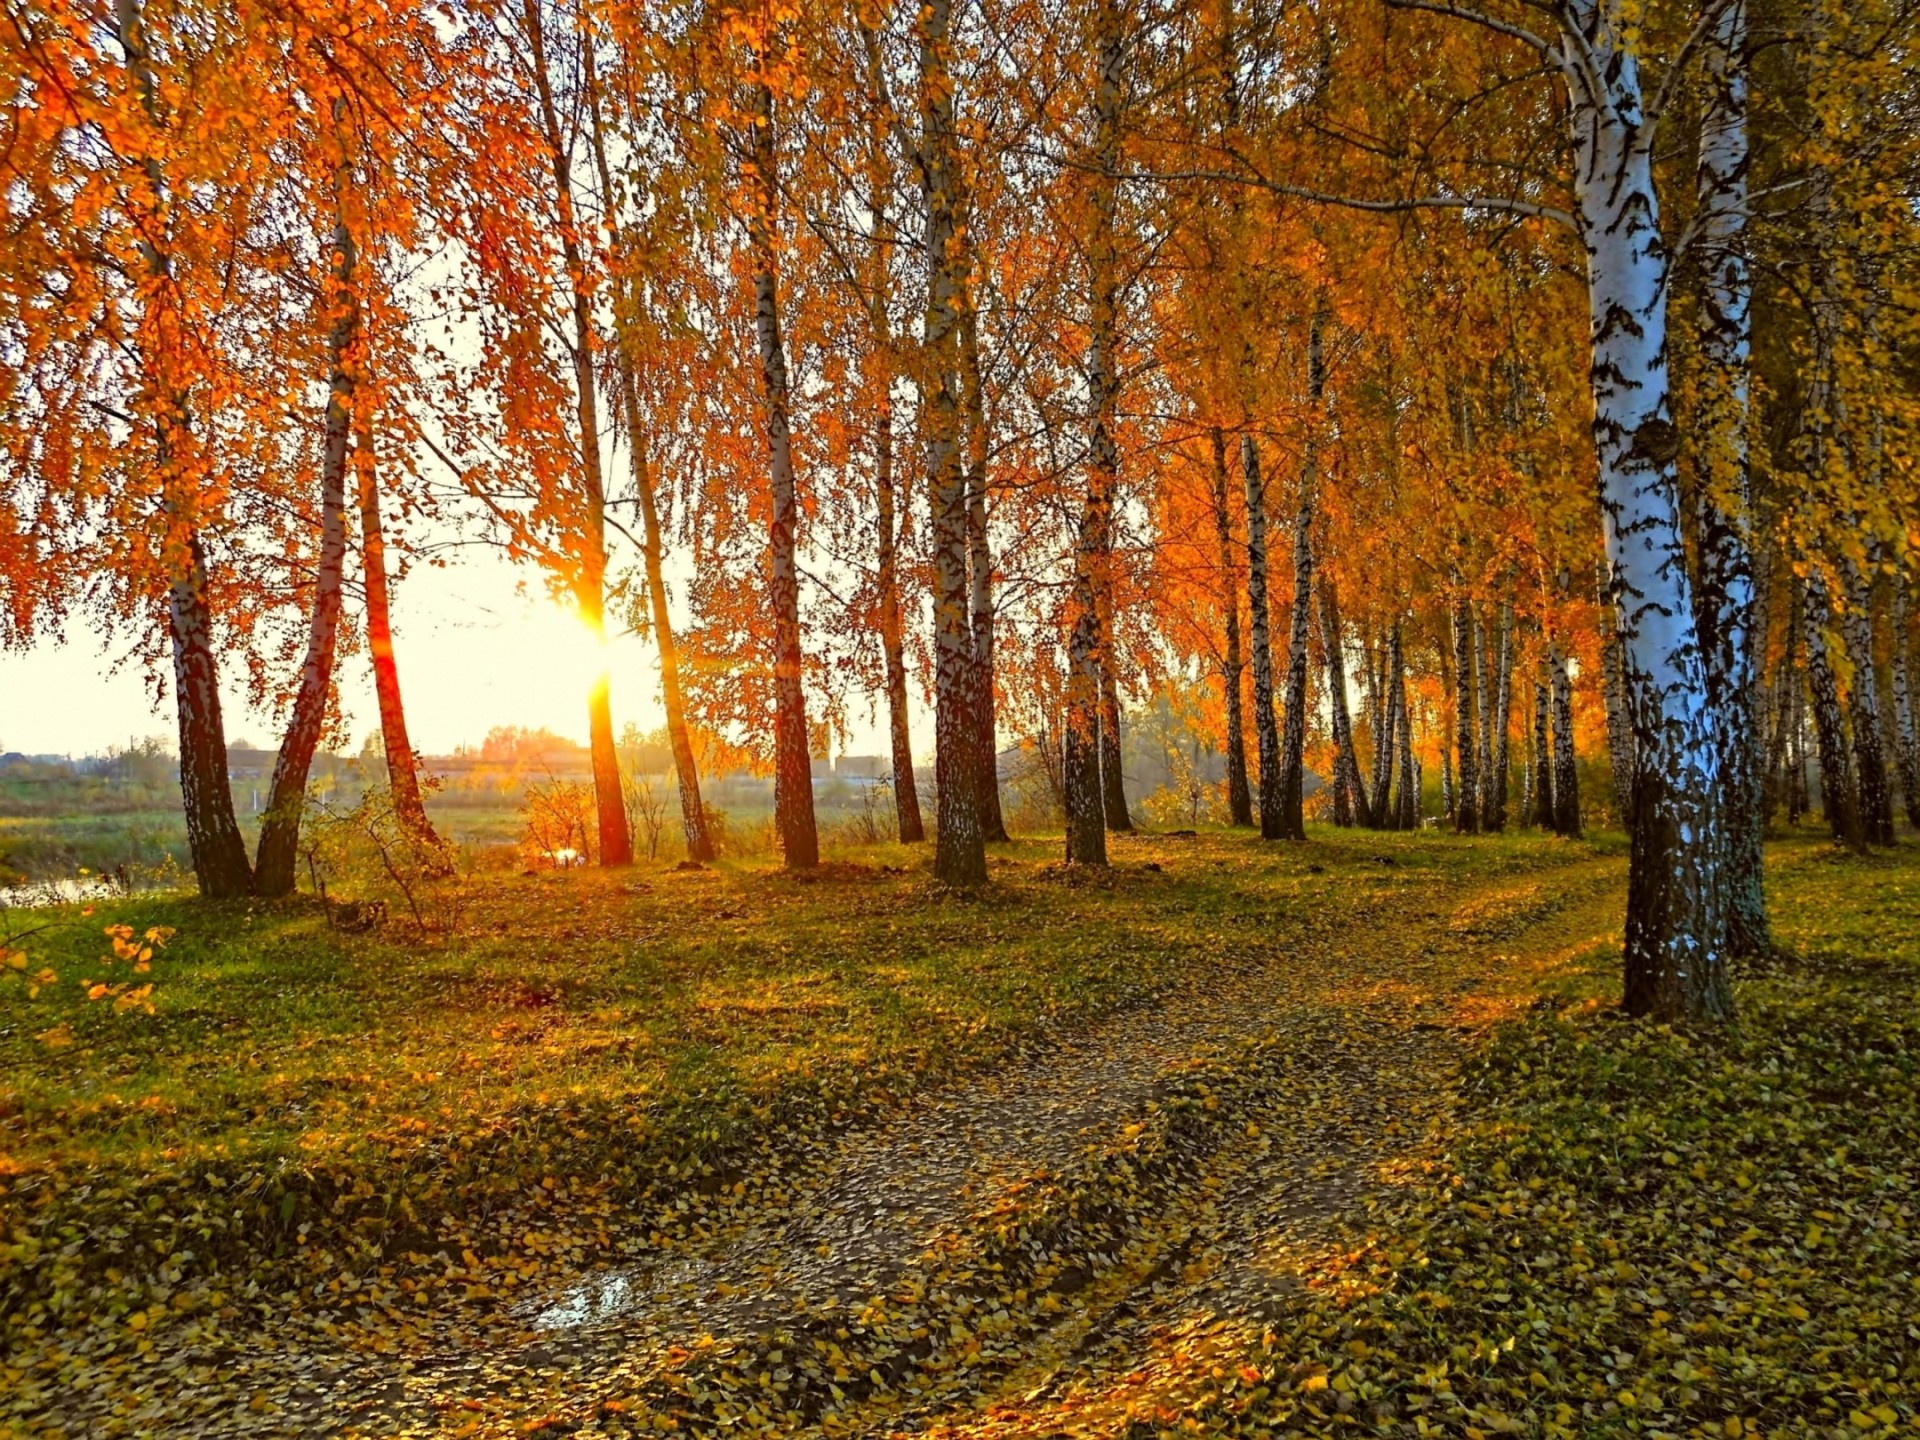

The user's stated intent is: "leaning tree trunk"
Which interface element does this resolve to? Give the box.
[1892,572,1919,829]
[747,80,817,870]
[1690,0,1767,949]
[622,419,716,863]
[919,0,985,882]
[1318,577,1372,828]
[526,0,630,867]
[119,0,251,899]
[1242,437,1283,839]
[1276,314,1322,843]
[1451,594,1479,834]
[353,414,443,860]
[583,45,713,867]
[1573,48,1731,1019]
[961,297,1010,842]
[874,358,925,844]
[1211,426,1253,825]
[1804,572,1864,850]
[1485,602,1513,831]
[255,183,356,897]
[1838,556,1895,845]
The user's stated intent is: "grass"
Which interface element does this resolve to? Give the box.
[4,822,1913,1440]
[1,826,1589,1345]
[1187,833,1920,1439]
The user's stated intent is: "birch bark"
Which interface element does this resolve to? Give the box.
[1893,574,1919,829]
[1452,594,1479,834]
[1276,313,1322,842]
[1688,0,1767,946]
[1318,577,1372,828]
[1211,426,1253,826]
[1065,0,1124,866]
[1242,437,1283,839]
[920,0,987,882]
[1565,0,1729,1017]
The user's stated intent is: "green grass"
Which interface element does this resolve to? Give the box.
[1195,833,1920,1439]
[1,825,1592,1345]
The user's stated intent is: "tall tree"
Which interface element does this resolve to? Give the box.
[1242,437,1284,839]
[1275,312,1322,842]
[920,0,989,883]
[745,76,819,870]
[1211,426,1254,825]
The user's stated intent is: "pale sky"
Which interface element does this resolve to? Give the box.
[0,547,915,762]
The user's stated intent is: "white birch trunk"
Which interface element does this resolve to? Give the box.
[1566,0,1728,1017]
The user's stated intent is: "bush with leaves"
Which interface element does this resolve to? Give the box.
[303,786,459,935]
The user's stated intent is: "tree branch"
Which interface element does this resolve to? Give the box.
[1117,166,1577,232]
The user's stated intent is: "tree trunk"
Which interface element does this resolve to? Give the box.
[1242,436,1283,840]
[1065,0,1124,867]
[874,358,924,845]
[1211,426,1253,826]
[118,0,251,899]
[1318,577,1372,828]
[353,411,444,860]
[622,420,716,862]
[919,0,986,883]
[1838,557,1895,845]
[1597,567,1637,830]
[1893,572,1919,830]
[170,537,255,898]
[1572,38,1729,1020]
[1097,656,1132,830]
[1276,314,1321,843]
[1804,573,1864,850]
[960,297,1010,842]
[256,180,357,897]
[1473,604,1494,826]
[1485,602,1513,831]
[1368,625,1398,827]
[1451,594,1479,834]
[1548,641,1580,838]
[747,80,817,870]
[1530,664,1554,830]
[1395,653,1417,830]
[1691,0,1767,949]
[525,0,630,867]
[858,27,923,846]
[583,32,711,866]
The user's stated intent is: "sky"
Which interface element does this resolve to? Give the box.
[0,547,916,763]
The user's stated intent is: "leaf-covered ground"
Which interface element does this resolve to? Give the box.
[3,829,1913,1438]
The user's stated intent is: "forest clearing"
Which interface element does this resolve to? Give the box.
[3,829,1917,1437]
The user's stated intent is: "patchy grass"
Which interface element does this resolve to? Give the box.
[0,826,1592,1354]
[1189,833,1920,1439]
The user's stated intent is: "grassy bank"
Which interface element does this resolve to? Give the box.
[1194,838,1920,1439]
